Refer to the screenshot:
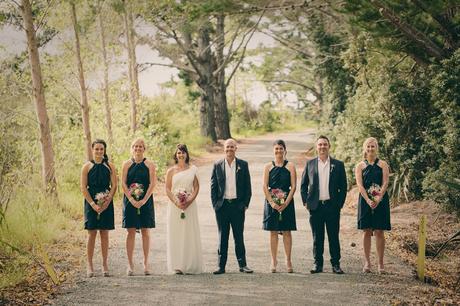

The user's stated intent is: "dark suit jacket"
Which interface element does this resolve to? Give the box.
[210,158,252,211]
[300,157,347,211]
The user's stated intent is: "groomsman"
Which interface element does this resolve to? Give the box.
[210,138,253,274]
[301,135,347,274]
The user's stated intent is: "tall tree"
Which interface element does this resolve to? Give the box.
[121,0,139,133]
[70,1,92,161]
[97,1,114,145]
[19,0,57,195]
[141,1,263,141]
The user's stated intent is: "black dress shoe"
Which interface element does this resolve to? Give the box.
[332,265,344,274]
[213,268,225,275]
[239,266,253,273]
[310,266,323,274]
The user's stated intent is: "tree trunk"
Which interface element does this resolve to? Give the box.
[20,0,57,195]
[197,26,217,142]
[97,9,113,145]
[214,14,231,140]
[128,8,140,101]
[123,0,137,133]
[71,2,92,161]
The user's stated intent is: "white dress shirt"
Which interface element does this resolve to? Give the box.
[224,158,237,199]
[318,156,331,201]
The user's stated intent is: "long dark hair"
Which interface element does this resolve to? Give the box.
[173,144,190,164]
[92,139,111,171]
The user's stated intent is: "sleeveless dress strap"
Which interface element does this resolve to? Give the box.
[272,161,275,167]
[364,159,369,166]
[90,160,95,164]
[374,158,379,165]
[283,160,289,167]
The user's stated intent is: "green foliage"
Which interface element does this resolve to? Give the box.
[422,50,460,215]
[342,0,458,64]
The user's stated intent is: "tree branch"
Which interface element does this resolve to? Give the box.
[262,79,321,99]
[370,0,447,60]
[139,62,195,74]
[223,11,266,88]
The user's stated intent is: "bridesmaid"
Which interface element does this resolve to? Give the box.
[121,138,157,276]
[355,137,391,274]
[262,139,297,273]
[80,139,117,277]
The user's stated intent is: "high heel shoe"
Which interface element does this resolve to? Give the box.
[286,262,293,273]
[102,270,110,277]
[270,261,277,273]
[86,270,95,278]
[127,268,134,276]
[377,267,387,274]
[363,263,371,273]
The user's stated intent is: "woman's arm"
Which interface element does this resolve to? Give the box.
[355,162,375,208]
[80,163,101,213]
[121,160,137,206]
[141,160,156,206]
[376,160,390,204]
[262,163,278,210]
[280,162,297,212]
[165,168,180,208]
[185,175,200,209]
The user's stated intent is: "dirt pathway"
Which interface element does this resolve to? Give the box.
[53,130,427,305]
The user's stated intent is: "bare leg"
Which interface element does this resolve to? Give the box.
[100,230,109,273]
[374,230,385,271]
[87,230,97,275]
[270,231,278,271]
[141,228,151,272]
[282,231,293,271]
[363,229,372,271]
[126,228,136,272]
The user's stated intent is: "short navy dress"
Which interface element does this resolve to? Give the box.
[123,158,155,229]
[84,161,115,230]
[357,159,391,230]
[263,160,297,231]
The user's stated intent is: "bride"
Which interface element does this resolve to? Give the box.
[165,144,203,274]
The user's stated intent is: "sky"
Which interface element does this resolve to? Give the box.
[0,20,298,107]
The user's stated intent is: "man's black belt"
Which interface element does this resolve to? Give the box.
[224,199,237,204]
[319,200,330,205]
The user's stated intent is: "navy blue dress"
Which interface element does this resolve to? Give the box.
[84,161,115,230]
[123,158,155,229]
[263,160,297,231]
[357,159,391,230]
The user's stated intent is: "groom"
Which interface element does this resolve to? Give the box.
[301,135,347,274]
[211,138,253,274]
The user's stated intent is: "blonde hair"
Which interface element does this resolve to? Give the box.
[362,137,379,159]
[131,138,146,152]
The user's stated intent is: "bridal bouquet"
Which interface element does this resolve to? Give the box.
[175,188,190,219]
[94,190,110,220]
[129,183,144,215]
[270,188,286,221]
[367,183,381,214]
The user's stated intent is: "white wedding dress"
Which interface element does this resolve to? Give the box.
[167,165,203,274]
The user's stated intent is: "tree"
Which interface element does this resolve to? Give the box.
[96,1,113,145]
[19,0,57,195]
[121,0,139,133]
[343,0,459,65]
[70,1,92,161]
[141,1,263,141]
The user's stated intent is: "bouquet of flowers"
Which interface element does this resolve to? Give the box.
[94,190,110,220]
[129,183,144,215]
[270,188,286,221]
[175,188,190,219]
[367,183,381,214]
